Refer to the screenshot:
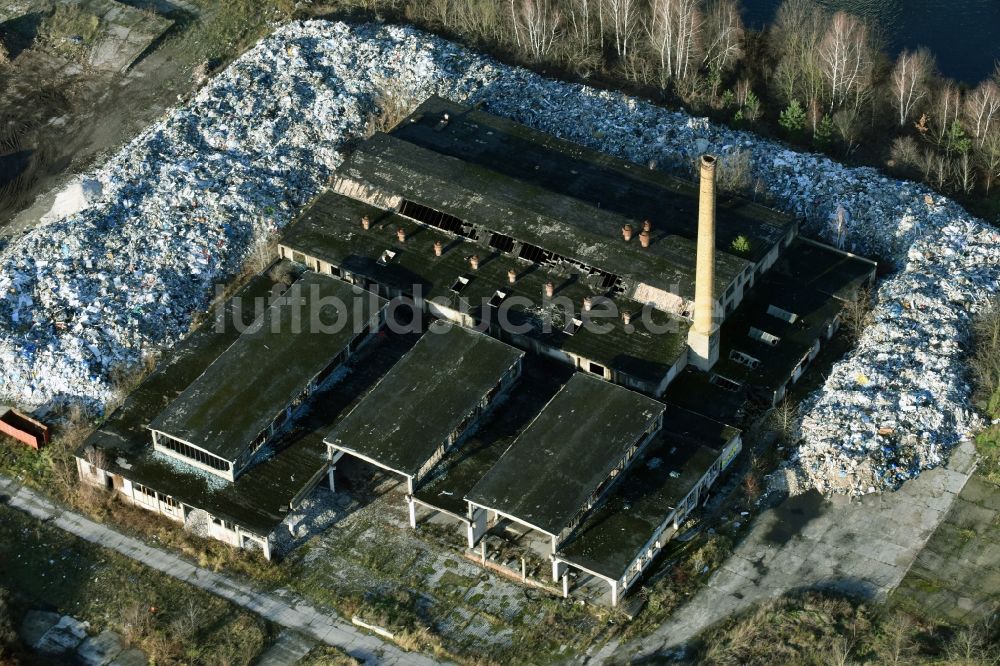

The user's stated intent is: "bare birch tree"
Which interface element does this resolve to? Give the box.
[770,0,826,109]
[891,47,934,127]
[977,128,1000,192]
[931,81,962,145]
[564,0,601,63]
[964,80,1000,147]
[818,11,874,110]
[510,0,561,62]
[702,0,743,74]
[601,0,641,60]
[647,0,702,88]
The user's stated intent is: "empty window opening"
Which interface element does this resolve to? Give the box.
[399,200,476,238]
[328,264,341,277]
[158,436,230,471]
[291,251,306,264]
[600,271,623,292]
[749,327,781,346]
[766,304,798,324]
[488,290,507,308]
[729,350,761,370]
[711,375,742,392]
[489,233,516,254]
[589,362,606,376]
[135,483,157,499]
[378,249,397,265]
[451,275,471,293]
[518,242,550,263]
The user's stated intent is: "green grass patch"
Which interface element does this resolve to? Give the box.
[0,505,272,664]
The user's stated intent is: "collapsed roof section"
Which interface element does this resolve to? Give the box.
[279,192,690,394]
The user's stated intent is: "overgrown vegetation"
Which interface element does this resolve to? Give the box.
[689,590,1000,665]
[37,3,102,58]
[0,506,272,665]
[971,298,1000,483]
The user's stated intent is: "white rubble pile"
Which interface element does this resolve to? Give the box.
[0,20,996,493]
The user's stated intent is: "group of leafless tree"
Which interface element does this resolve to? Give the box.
[395,0,1000,200]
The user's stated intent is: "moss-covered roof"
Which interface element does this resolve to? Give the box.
[557,406,739,580]
[465,373,665,536]
[339,132,751,303]
[81,272,333,535]
[281,192,689,383]
[392,96,793,265]
[666,239,876,417]
[413,356,574,518]
[324,321,523,478]
[149,273,385,462]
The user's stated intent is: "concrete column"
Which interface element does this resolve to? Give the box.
[552,558,568,583]
[611,580,619,607]
[687,154,721,370]
[327,466,336,492]
[263,536,272,561]
[407,496,416,529]
[467,507,488,548]
[480,541,487,565]
[562,574,569,598]
[521,558,527,582]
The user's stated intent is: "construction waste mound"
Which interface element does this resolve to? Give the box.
[0,21,997,495]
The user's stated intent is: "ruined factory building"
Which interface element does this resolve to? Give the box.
[149,273,386,482]
[279,192,689,396]
[74,94,880,603]
[78,271,388,558]
[465,373,665,557]
[324,321,524,504]
[554,406,741,605]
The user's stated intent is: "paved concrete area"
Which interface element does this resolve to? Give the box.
[597,439,979,662]
[254,629,317,665]
[894,473,1000,624]
[0,475,440,666]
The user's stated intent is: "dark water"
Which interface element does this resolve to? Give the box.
[742,0,1000,84]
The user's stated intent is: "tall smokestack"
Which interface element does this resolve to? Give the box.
[687,155,721,371]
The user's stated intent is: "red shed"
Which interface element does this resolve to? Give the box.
[0,409,50,450]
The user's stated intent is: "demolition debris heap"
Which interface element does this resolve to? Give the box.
[78,97,875,605]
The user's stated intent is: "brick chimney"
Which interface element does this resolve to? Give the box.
[433,240,443,257]
[397,228,406,243]
[639,230,651,248]
[361,215,370,230]
[583,296,593,311]
[507,269,517,284]
[469,254,480,270]
[687,155,721,371]
[622,224,633,242]
[544,282,554,298]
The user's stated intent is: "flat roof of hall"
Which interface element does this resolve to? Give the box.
[391,96,793,263]
[339,131,755,302]
[466,373,665,537]
[149,273,386,462]
[557,406,739,580]
[81,271,329,535]
[280,192,690,383]
[324,321,524,479]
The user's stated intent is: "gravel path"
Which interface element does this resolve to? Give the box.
[0,474,442,666]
